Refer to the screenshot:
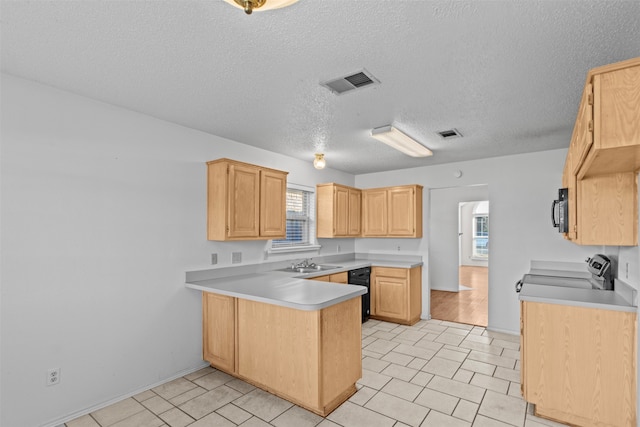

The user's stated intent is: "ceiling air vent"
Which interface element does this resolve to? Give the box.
[437,129,463,139]
[321,69,380,95]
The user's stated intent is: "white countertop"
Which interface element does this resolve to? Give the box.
[519,260,636,312]
[519,283,636,312]
[185,255,422,311]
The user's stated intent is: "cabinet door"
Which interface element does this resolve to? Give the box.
[334,185,349,236]
[597,66,640,151]
[522,301,637,426]
[329,272,348,284]
[362,189,387,236]
[348,189,361,236]
[228,164,260,238]
[260,170,287,238]
[203,293,236,373]
[578,172,637,246]
[373,274,408,321]
[388,187,415,236]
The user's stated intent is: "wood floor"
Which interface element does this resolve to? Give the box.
[430,265,488,327]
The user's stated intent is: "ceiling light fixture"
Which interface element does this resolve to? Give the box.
[223,0,299,15]
[371,125,433,157]
[313,153,326,170]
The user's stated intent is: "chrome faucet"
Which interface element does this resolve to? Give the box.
[293,258,316,269]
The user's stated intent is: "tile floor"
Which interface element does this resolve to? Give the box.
[65,319,567,427]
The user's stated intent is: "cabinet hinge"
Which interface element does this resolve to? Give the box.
[587,93,593,106]
[588,120,593,132]
[226,226,229,232]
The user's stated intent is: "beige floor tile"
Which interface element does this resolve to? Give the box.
[169,386,208,406]
[91,398,145,426]
[184,367,216,382]
[316,419,342,427]
[110,409,164,427]
[492,339,521,350]
[365,392,430,426]
[153,378,198,401]
[362,349,385,358]
[461,359,496,376]
[444,327,471,336]
[142,395,174,415]
[65,414,100,427]
[470,326,486,335]
[134,390,157,403]
[452,399,479,422]
[467,350,517,369]
[396,330,428,342]
[327,401,396,427]
[225,378,256,395]
[395,343,438,359]
[420,410,471,427]
[464,334,493,344]
[435,348,468,362]
[382,351,414,366]
[232,388,293,422]
[482,330,519,343]
[188,411,235,427]
[524,413,569,427]
[381,378,423,402]
[427,376,486,404]
[357,368,393,389]
[371,330,399,340]
[470,373,509,394]
[410,371,435,387]
[414,387,459,415]
[435,333,466,346]
[240,416,274,426]
[364,338,400,355]
[349,385,378,406]
[472,414,514,426]
[507,382,523,397]
[458,340,504,356]
[440,321,474,331]
[362,336,377,347]
[215,403,252,425]
[494,367,521,383]
[422,324,448,334]
[452,369,474,384]
[362,356,390,373]
[158,408,195,427]
[407,357,429,370]
[372,322,398,332]
[380,363,419,382]
[179,385,243,420]
[421,357,462,379]
[501,348,521,360]
[193,370,235,390]
[271,405,324,427]
[478,390,527,427]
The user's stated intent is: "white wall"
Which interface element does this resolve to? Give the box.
[430,186,489,292]
[0,74,356,427]
[355,150,608,334]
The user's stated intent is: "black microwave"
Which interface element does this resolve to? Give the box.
[552,188,568,233]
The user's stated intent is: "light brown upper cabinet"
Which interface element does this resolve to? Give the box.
[562,57,640,246]
[207,159,288,241]
[316,183,361,238]
[362,185,423,238]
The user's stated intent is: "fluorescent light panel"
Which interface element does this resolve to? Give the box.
[371,125,433,157]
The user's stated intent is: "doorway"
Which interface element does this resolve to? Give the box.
[429,186,489,327]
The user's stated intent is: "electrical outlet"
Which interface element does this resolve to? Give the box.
[232,252,242,264]
[337,245,341,253]
[626,262,629,279]
[397,246,401,251]
[46,368,60,386]
[211,253,218,265]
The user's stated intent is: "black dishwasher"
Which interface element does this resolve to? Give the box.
[348,267,370,323]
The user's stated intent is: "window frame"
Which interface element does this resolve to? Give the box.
[268,183,321,254]
[472,214,489,259]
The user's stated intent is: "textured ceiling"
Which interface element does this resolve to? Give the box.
[2,1,640,174]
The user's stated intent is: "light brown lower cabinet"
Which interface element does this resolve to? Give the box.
[202,292,362,416]
[308,271,348,284]
[521,301,637,427]
[370,266,422,325]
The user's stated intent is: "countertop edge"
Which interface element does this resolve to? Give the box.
[518,284,637,313]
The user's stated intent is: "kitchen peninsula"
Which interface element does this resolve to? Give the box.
[185,254,422,416]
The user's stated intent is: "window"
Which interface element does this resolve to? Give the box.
[271,185,318,252]
[473,214,489,258]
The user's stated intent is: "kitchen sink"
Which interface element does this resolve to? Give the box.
[277,265,343,274]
